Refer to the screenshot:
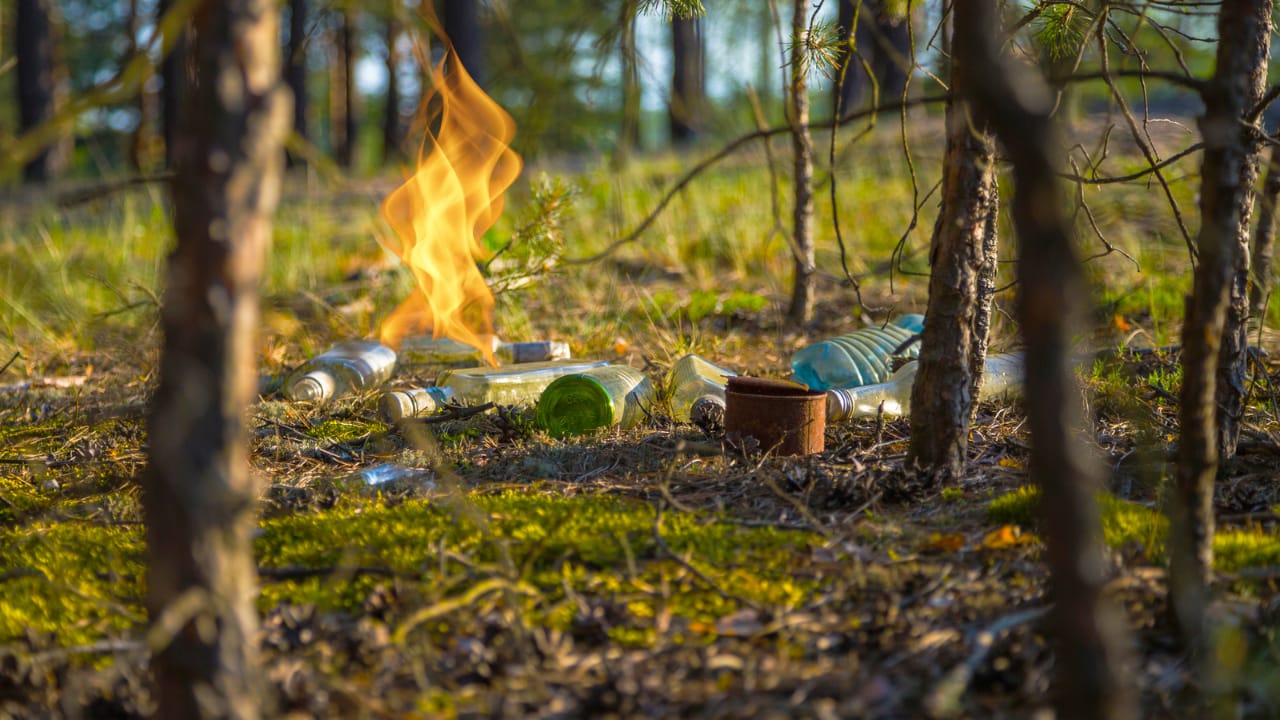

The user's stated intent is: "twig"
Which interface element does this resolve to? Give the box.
[0,352,18,377]
[413,402,496,424]
[257,565,398,581]
[56,172,174,208]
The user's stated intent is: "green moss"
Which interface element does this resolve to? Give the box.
[0,522,145,645]
[307,418,385,442]
[0,473,58,525]
[988,487,1280,569]
[1213,530,1280,573]
[986,486,1041,527]
[257,491,820,642]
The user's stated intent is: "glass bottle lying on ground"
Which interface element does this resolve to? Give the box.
[284,340,398,402]
[824,353,1024,421]
[536,365,656,437]
[380,359,610,421]
[668,354,737,423]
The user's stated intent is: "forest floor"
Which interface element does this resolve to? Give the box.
[3,135,1280,717]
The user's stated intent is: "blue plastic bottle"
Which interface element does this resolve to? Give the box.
[790,314,925,390]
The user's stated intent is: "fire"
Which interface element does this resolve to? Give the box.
[379,47,522,365]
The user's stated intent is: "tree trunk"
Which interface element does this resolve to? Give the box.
[444,0,484,88]
[669,16,705,144]
[16,0,66,182]
[1250,140,1280,321]
[906,28,998,483]
[158,0,189,170]
[286,0,309,167]
[144,0,290,717]
[954,1,1134,717]
[340,7,358,168]
[1216,2,1271,460]
[787,0,815,324]
[833,0,909,113]
[1171,0,1272,648]
[383,11,403,163]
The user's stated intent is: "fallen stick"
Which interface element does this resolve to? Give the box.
[924,606,1051,718]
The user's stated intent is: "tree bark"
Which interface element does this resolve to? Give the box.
[158,0,189,170]
[286,0,309,167]
[383,11,403,164]
[906,27,998,483]
[16,0,66,182]
[339,7,358,168]
[1250,140,1280,321]
[144,0,290,717]
[787,0,815,324]
[444,0,484,88]
[1171,0,1272,648]
[954,1,1134,717]
[669,16,705,144]
[833,0,910,113]
[1215,2,1271,460]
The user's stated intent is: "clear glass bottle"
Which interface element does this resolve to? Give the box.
[380,359,611,421]
[346,463,436,489]
[825,352,1024,421]
[790,314,925,390]
[397,335,570,366]
[668,354,736,423]
[536,365,655,437]
[283,340,398,402]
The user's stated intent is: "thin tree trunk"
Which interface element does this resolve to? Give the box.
[1249,141,1280,321]
[970,189,999,403]
[1172,0,1272,648]
[787,0,815,324]
[670,16,705,144]
[341,7,358,169]
[383,11,403,163]
[1216,3,1271,460]
[286,0,309,167]
[145,0,290,716]
[906,30,998,483]
[954,1,1134,717]
[444,0,484,87]
[16,0,64,182]
[158,0,188,170]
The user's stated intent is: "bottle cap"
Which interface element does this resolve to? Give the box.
[287,372,334,402]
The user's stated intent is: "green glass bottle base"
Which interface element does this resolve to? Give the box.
[536,375,617,437]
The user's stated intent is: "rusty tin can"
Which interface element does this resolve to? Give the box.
[724,376,827,455]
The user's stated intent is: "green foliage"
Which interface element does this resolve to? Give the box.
[484,174,577,295]
[1032,2,1092,62]
[638,0,705,20]
[790,20,844,82]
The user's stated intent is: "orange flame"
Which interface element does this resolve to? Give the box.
[379,48,522,365]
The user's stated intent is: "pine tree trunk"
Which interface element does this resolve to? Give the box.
[1171,0,1272,648]
[670,16,705,143]
[383,12,402,163]
[1250,141,1280,321]
[906,34,998,483]
[954,1,1134,716]
[158,0,189,170]
[1216,2,1271,460]
[144,0,291,717]
[340,7,358,168]
[16,0,63,182]
[787,0,815,324]
[286,0,309,167]
[444,0,484,87]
